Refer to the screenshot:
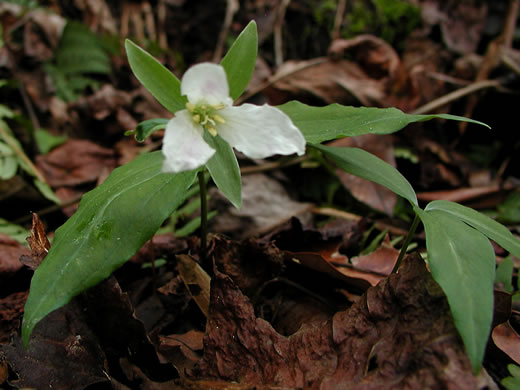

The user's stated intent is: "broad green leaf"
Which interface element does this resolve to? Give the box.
[416,207,495,373]
[313,144,417,206]
[132,118,169,142]
[220,21,258,101]
[204,134,242,208]
[22,151,197,346]
[35,128,67,154]
[278,101,490,144]
[425,200,520,258]
[125,39,186,113]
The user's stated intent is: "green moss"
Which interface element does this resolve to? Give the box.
[343,0,421,50]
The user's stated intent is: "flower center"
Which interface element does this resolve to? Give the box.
[186,102,226,137]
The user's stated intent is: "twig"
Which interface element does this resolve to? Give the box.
[235,57,328,104]
[14,194,84,224]
[311,206,410,237]
[461,0,519,132]
[18,82,40,131]
[157,0,168,50]
[274,0,291,67]
[332,0,347,40]
[240,155,309,175]
[213,0,239,62]
[410,79,504,115]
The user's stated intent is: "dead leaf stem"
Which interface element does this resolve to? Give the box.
[332,0,347,40]
[274,0,291,67]
[410,79,505,115]
[235,57,327,104]
[213,0,239,62]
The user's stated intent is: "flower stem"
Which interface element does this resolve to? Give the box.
[198,170,208,260]
[391,214,420,273]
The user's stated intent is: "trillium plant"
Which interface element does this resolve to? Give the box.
[21,21,520,376]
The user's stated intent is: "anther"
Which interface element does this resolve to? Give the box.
[186,102,196,112]
[192,114,201,123]
[207,126,218,137]
[213,114,226,124]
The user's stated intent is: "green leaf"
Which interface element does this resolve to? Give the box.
[0,141,17,180]
[502,364,520,390]
[0,218,30,245]
[416,207,495,373]
[22,151,197,346]
[220,21,258,101]
[278,101,490,144]
[33,179,61,204]
[204,134,242,208]
[313,144,417,206]
[497,191,520,224]
[125,39,186,113]
[495,256,514,294]
[425,200,520,258]
[132,118,169,142]
[34,129,67,154]
[175,210,217,237]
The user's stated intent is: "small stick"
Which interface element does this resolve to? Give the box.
[332,0,347,40]
[274,0,291,67]
[410,79,504,115]
[213,0,239,62]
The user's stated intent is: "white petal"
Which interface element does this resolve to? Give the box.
[181,63,232,106]
[217,104,306,159]
[162,110,215,173]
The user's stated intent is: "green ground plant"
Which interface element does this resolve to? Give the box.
[21,21,520,375]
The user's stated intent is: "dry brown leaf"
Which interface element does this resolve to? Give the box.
[36,139,116,187]
[195,254,492,389]
[331,134,398,215]
[422,0,487,54]
[210,173,312,239]
[0,292,28,344]
[492,321,520,365]
[0,234,28,274]
[20,212,50,270]
[350,235,400,275]
[177,255,211,317]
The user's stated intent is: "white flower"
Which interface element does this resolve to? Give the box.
[162,63,306,173]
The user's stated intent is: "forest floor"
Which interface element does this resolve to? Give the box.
[0,0,519,389]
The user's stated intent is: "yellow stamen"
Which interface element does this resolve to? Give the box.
[213,114,226,124]
[207,126,218,137]
[192,114,201,123]
[186,102,196,112]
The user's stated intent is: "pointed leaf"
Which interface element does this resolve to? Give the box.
[425,200,520,258]
[132,118,169,142]
[278,101,490,144]
[313,144,417,206]
[416,207,495,373]
[204,134,242,208]
[125,40,186,113]
[22,151,197,346]
[220,21,258,101]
